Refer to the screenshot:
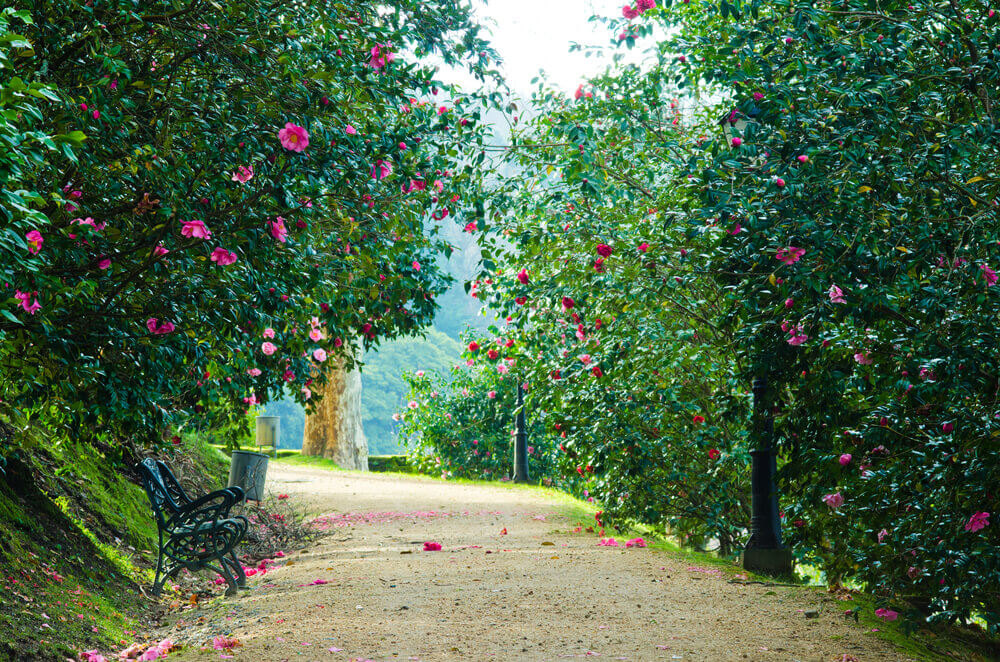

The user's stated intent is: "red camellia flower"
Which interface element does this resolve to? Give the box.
[487,348,499,360]
[708,448,721,460]
[693,414,706,424]
[515,296,527,305]
[517,267,529,284]
[562,296,575,310]
[468,341,480,351]
[551,370,561,380]
[596,243,613,257]
[591,366,603,378]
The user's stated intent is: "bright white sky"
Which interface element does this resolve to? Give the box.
[470,0,630,97]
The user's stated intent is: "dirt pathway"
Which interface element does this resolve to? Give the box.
[163,462,914,662]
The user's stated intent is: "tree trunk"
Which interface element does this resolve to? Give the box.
[301,349,368,470]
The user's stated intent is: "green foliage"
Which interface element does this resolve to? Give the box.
[0,0,501,454]
[472,0,1000,632]
[368,454,413,473]
[397,330,570,487]
[362,325,463,453]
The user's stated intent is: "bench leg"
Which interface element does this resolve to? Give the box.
[212,560,239,597]
[226,551,247,588]
[152,550,166,595]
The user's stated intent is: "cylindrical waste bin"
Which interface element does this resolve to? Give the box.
[228,450,269,501]
[255,416,280,456]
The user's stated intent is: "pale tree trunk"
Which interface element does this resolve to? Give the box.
[301,348,368,470]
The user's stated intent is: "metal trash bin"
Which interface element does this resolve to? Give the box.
[228,450,269,501]
[255,416,279,457]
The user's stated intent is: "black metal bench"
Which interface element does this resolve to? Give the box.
[137,458,249,596]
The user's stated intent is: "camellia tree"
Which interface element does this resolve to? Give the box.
[1,2,502,454]
[460,0,999,630]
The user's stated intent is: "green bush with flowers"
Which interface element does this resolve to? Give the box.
[397,330,568,487]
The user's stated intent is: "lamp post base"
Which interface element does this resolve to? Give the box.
[741,547,794,576]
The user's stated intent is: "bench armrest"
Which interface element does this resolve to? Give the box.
[168,490,239,530]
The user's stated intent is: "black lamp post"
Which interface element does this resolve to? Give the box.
[512,382,530,483]
[742,375,793,574]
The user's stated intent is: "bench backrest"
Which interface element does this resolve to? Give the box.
[137,458,183,531]
[155,460,193,510]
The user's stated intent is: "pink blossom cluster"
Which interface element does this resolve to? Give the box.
[622,0,656,20]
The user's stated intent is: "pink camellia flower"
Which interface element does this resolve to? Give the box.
[407,400,418,409]
[775,246,805,265]
[72,216,106,230]
[753,91,765,101]
[392,413,401,422]
[212,635,240,651]
[636,0,655,10]
[181,219,212,239]
[372,159,393,180]
[775,177,786,187]
[638,242,649,252]
[797,154,809,163]
[422,541,442,551]
[877,528,889,543]
[487,390,497,399]
[261,341,277,355]
[823,492,844,509]
[596,243,613,257]
[263,327,276,339]
[278,122,309,152]
[787,325,808,346]
[829,284,846,303]
[25,230,43,254]
[210,247,238,265]
[312,348,327,362]
[464,221,477,233]
[874,608,899,622]
[368,43,395,70]
[942,422,954,433]
[562,296,575,310]
[14,290,41,315]
[497,363,509,374]
[517,268,530,285]
[854,352,873,365]
[98,258,112,270]
[622,5,639,19]
[839,453,852,466]
[153,245,169,257]
[980,264,998,287]
[247,368,262,377]
[345,124,357,135]
[907,566,921,580]
[270,217,288,242]
[731,137,742,147]
[308,328,323,342]
[231,165,254,183]
[146,318,175,335]
[965,511,990,532]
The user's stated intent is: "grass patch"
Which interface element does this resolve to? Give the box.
[0,422,238,661]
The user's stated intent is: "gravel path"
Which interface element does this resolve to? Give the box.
[163,462,914,662]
